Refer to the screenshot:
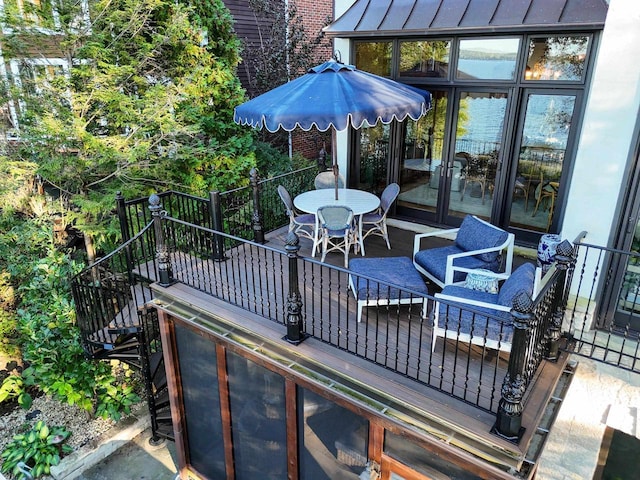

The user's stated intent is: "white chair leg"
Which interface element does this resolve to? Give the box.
[320,235,328,263]
[358,216,365,256]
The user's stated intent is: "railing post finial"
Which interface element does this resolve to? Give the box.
[284,231,307,345]
[493,291,533,443]
[149,194,175,287]
[250,168,266,244]
[546,240,575,360]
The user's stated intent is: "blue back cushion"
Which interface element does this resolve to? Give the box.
[497,263,536,308]
[414,245,490,283]
[455,216,509,263]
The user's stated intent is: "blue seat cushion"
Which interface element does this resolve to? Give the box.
[349,257,428,301]
[294,213,316,224]
[497,262,536,307]
[454,215,509,263]
[438,285,512,343]
[414,245,497,284]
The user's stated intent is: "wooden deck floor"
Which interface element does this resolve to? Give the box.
[143,221,566,472]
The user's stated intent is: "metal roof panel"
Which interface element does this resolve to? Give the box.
[458,0,500,28]
[403,0,442,30]
[324,0,608,36]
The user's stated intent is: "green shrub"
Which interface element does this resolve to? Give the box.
[1,421,72,479]
[0,213,139,421]
[0,375,32,410]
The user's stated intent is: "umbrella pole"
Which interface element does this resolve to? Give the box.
[332,129,339,201]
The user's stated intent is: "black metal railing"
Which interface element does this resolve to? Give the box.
[113,202,573,439]
[75,192,579,442]
[218,165,316,240]
[563,232,640,373]
[116,166,317,243]
[71,223,157,354]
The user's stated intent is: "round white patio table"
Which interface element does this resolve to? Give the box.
[294,188,380,257]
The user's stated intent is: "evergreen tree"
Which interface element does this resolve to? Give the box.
[1,0,255,247]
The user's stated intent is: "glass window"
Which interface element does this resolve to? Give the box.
[384,430,482,479]
[509,93,576,233]
[398,90,448,214]
[298,387,369,479]
[355,41,393,77]
[450,91,507,221]
[399,40,451,78]
[175,325,226,478]
[357,123,390,193]
[227,351,288,480]
[525,36,589,81]
[456,38,520,80]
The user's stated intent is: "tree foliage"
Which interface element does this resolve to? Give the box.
[2,0,255,247]
[240,0,331,149]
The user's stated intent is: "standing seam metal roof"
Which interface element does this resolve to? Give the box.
[324,0,609,36]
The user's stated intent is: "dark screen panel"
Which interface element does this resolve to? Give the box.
[175,324,225,477]
[227,350,288,480]
[297,387,369,479]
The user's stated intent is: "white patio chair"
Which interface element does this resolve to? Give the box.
[277,185,316,243]
[317,205,356,267]
[360,183,400,249]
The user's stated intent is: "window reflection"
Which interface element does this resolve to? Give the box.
[298,387,369,479]
[355,41,393,77]
[357,123,390,194]
[384,430,482,479]
[399,40,451,78]
[227,351,287,480]
[397,90,448,213]
[509,94,575,233]
[525,36,589,81]
[456,38,519,80]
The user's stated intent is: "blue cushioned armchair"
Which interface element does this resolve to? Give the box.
[432,263,539,353]
[412,215,515,288]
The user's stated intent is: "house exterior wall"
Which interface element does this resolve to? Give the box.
[561,0,640,248]
[328,0,639,247]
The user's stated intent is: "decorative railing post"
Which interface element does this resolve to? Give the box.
[250,168,265,244]
[149,194,174,287]
[494,292,533,442]
[115,191,137,284]
[546,240,575,360]
[284,232,307,345]
[208,190,227,262]
[115,191,130,243]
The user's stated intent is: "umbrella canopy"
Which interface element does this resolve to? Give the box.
[233,60,431,133]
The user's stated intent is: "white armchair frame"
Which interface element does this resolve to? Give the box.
[412,219,515,288]
[432,265,548,353]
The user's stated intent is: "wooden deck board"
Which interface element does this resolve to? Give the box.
[150,281,526,469]
[138,222,561,470]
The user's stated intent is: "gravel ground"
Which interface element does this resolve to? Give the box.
[0,396,118,454]
[0,396,126,480]
[0,354,143,480]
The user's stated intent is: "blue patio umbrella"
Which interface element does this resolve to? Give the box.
[234,60,431,199]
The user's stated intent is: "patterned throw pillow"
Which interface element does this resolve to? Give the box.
[465,269,499,293]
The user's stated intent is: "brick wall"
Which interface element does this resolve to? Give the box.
[290,0,334,160]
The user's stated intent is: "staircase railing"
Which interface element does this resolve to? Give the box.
[71,222,157,355]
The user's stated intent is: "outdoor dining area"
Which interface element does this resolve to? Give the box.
[64,58,580,479]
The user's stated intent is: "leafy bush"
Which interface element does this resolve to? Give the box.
[0,375,32,410]
[1,421,72,479]
[0,212,139,421]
